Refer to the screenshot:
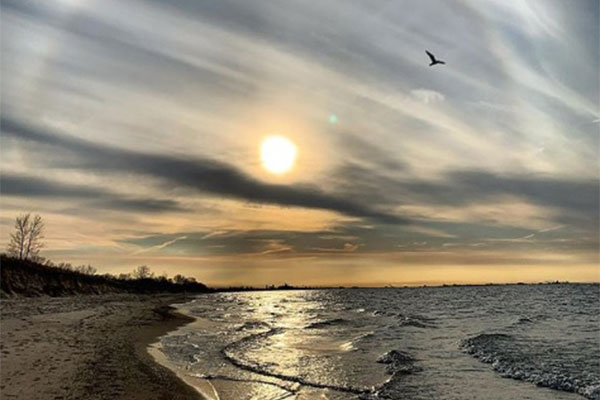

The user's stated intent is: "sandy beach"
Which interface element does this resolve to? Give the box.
[0,293,203,400]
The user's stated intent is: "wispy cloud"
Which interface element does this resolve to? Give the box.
[0,0,597,284]
[410,89,445,104]
[312,243,361,253]
[259,240,294,255]
[132,236,189,255]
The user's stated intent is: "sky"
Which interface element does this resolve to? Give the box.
[1,0,598,286]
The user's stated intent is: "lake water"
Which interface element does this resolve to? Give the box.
[155,284,600,399]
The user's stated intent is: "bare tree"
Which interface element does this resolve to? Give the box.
[132,265,152,279]
[7,214,45,261]
[7,214,28,260]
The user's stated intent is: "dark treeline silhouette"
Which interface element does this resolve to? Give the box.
[1,214,338,297]
[0,255,211,297]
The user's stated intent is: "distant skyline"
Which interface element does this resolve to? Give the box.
[1,0,598,286]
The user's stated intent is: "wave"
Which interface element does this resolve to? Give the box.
[398,318,436,329]
[340,331,375,352]
[395,314,438,329]
[221,328,373,395]
[462,333,600,400]
[377,350,421,375]
[235,321,271,331]
[192,372,299,396]
[304,318,349,329]
[160,335,204,364]
[513,317,534,325]
[363,350,423,399]
[507,314,550,329]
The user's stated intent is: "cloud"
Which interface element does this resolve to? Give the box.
[318,234,359,241]
[1,0,597,281]
[132,235,189,255]
[479,225,564,244]
[1,173,185,213]
[312,242,360,253]
[335,133,407,171]
[330,161,598,222]
[260,240,293,255]
[446,170,599,217]
[410,89,445,104]
[537,225,563,233]
[117,216,597,260]
[1,116,408,224]
[201,230,231,240]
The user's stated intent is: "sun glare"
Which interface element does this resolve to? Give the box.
[260,136,297,174]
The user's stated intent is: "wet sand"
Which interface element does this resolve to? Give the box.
[0,293,203,400]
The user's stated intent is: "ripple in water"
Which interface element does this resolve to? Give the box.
[157,284,599,400]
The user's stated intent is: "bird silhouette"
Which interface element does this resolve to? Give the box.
[426,50,445,66]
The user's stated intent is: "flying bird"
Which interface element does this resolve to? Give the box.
[426,50,445,66]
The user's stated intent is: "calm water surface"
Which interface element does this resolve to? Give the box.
[157,284,600,400]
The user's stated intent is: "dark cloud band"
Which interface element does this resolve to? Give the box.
[1,174,185,213]
[1,117,408,223]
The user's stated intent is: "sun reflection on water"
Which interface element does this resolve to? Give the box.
[172,290,391,400]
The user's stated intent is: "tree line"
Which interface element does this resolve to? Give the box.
[5,213,201,288]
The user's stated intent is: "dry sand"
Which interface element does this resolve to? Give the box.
[0,293,203,400]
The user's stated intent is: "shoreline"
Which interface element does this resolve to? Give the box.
[148,304,222,400]
[135,304,206,400]
[0,293,204,399]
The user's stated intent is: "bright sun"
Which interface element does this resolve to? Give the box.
[260,136,297,174]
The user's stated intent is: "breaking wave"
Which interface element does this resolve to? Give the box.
[158,284,600,400]
[305,318,349,329]
[235,321,271,331]
[221,328,374,395]
[376,350,421,375]
[462,333,600,400]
